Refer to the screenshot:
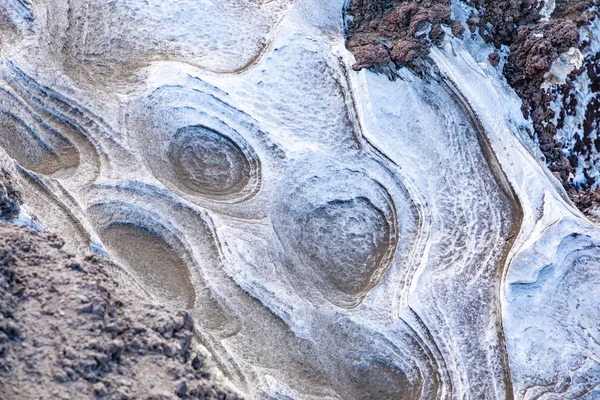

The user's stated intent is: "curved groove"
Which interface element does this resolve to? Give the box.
[439,74,524,400]
[0,109,79,175]
[56,0,297,78]
[217,5,290,76]
[15,165,91,249]
[336,53,432,316]
[0,62,102,181]
[406,306,453,397]
[2,60,135,180]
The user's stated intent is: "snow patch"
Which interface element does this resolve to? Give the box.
[542,47,583,89]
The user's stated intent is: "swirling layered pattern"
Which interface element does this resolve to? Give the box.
[0,0,598,399]
[168,126,255,199]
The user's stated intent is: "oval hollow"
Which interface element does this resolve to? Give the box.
[0,111,79,175]
[100,222,196,310]
[167,125,251,198]
[299,197,391,297]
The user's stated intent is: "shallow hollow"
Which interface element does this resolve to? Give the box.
[0,111,80,176]
[341,358,421,400]
[167,125,252,198]
[99,222,196,310]
[299,197,392,298]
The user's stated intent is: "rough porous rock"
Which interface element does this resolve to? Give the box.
[0,168,20,221]
[504,20,579,177]
[464,0,599,210]
[345,0,460,70]
[552,39,600,212]
[553,0,597,26]
[0,222,241,400]
[464,0,542,45]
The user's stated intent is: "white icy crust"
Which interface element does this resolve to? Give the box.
[553,20,600,190]
[0,0,599,399]
[542,47,584,88]
[1,0,32,29]
[431,33,600,398]
[539,0,556,20]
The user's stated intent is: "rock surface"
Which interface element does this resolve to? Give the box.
[0,0,599,399]
[463,0,598,209]
[0,222,241,400]
[0,168,20,221]
[345,0,462,70]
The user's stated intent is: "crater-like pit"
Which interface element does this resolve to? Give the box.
[299,197,391,296]
[274,163,400,308]
[168,125,251,198]
[342,359,420,400]
[100,222,196,310]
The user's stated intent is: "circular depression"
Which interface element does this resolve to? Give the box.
[273,164,400,308]
[167,125,252,198]
[299,197,392,296]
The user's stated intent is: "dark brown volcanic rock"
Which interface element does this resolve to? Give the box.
[553,0,596,26]
[503,20,579,180]
[351,42,391,70]
[345,0,599,213]
[345,0,454,70]
[464,0,542,47]
[0,222,242,400]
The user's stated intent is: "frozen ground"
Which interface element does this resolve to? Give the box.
[0,0,598,398]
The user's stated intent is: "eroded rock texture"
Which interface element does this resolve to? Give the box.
[0,222,240,400]
[0,0,599,399]
[0,167,20,221]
